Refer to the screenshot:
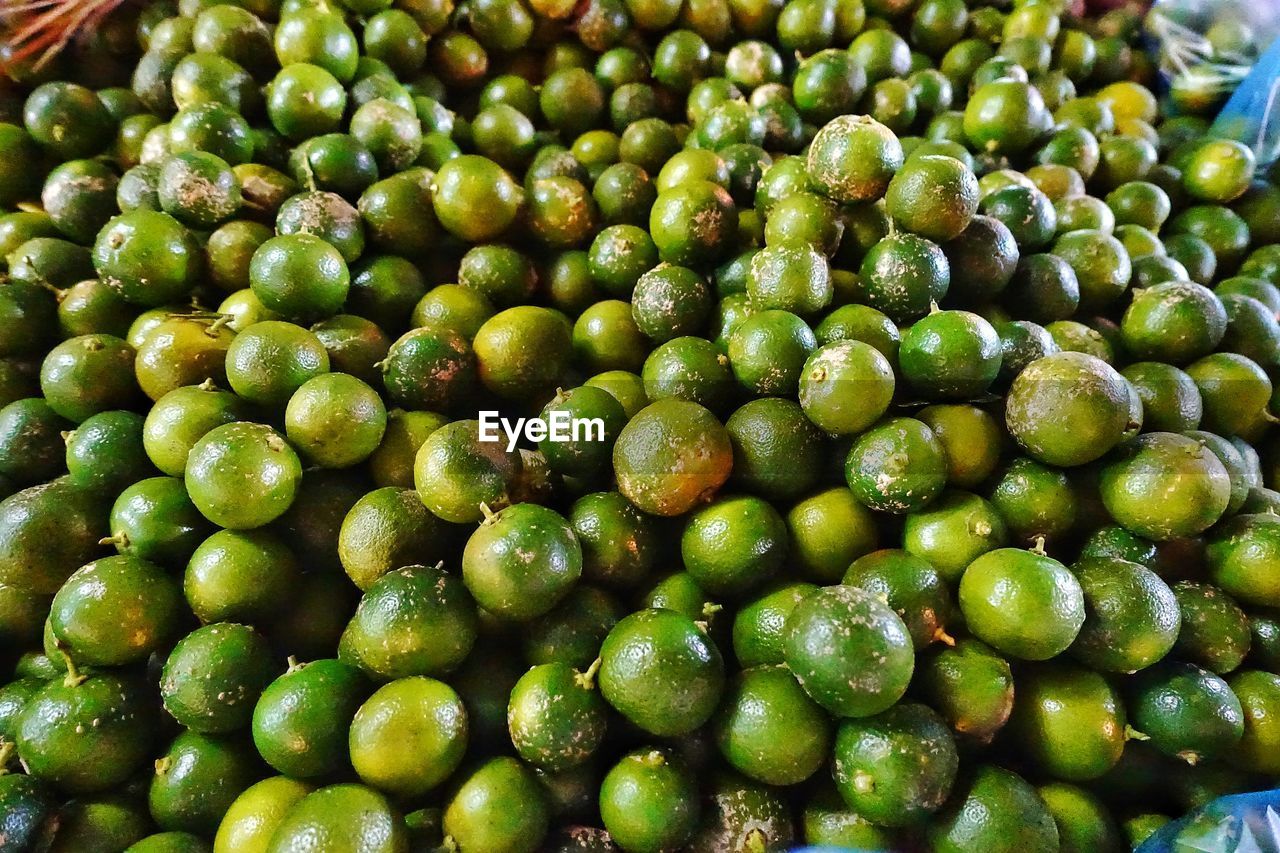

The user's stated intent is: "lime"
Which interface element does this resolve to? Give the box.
[1098,432,1231,541]
[901,491,1008,583]
[1009,663,1126,781]
[507,662,606,772]
[845,417,947,514]
[885,154,979,241]
[680,495,786,597]
[1129,662,1244,763]
[349,677,468,798]
[598,749,698,853]
[1207,513,1280,607]
[927,766,1059,853]
[462,503,582,621]
[185,423,302,530]
[266,784,407,853]
[783,584,914,718]
[1005,351,1131,467]
[613,399,732,517]
[1227,670,1280,774]
[339,564,478,679]
[712,665,831,785]
[442,757,549,853]
[900,309,1002,399]
[832,702,958,825]
[806,115,903,204]
[785,487,879,583]
[214,777,313,853]
[598,608,724,736]
[959,547,1085,660]
[1070,556,1180,673]
[252,659,370,779]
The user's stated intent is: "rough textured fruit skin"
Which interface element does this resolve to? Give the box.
[508,662,606,772]
[832,702,959,826]
[265,783,409,853]
[348,676,469,799]
[927,765,1060,853]
[214,776,314,853]
[1207,513,1280,607]
[598,748,699,853]
[1128,662,1245,763]
[915,637,1014,743]
[959,548,1085,661]
[184,422,302,530]
[442,757,549,853]
[783,584,915,718]
[0,773,57,852]
[712,664,832,786]
[15,673,156,795]
[0,478,106,595]
[252,659,371,779]
[597,608,725,736]
[338,564,478,681]
[844,417,947,514]
[1228,669,1280,774]
[462,503,583,621]
[413,419,522,524]
[50,554,181,666]
[806,115,903,204]
[1007,664,1126,782]
[1098,432,1231,541]
[1005,351,1131,467]
[612,399,732,516]
[1069,557,1181,674]
[885,154,980,242]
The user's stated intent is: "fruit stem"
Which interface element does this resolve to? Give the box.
[1030,535,1047,556]
[478,502,497,524]
[62,653,85,688]
[852,771,876,794]
[286,655,304,674]
[154,756,173,775]
[1124,725,1150,742]
[205,314,233,337]
[575,657,602,690]
[933,627,956,646]
[98,532,128,549]
[637,749,667,768]
[299,156,318,192]
[0,739,13,774]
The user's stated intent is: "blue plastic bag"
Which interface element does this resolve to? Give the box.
[1136,789,1280,853]
[1146,0,1280,164]
[1211,37,1280,167]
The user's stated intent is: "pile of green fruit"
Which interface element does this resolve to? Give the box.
[3,0,1280,850]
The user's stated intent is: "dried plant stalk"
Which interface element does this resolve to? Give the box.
[1,0,128,70]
